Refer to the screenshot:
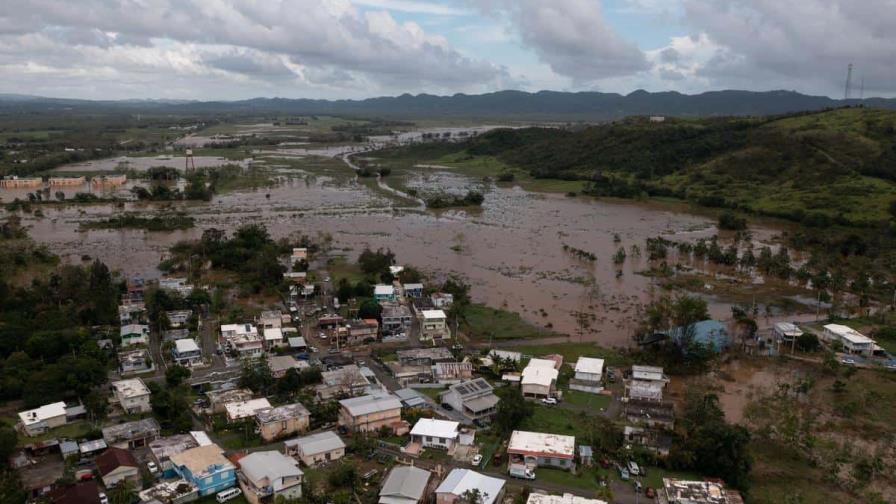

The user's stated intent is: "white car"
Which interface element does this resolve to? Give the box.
[98,492,109,504]
[471,454,483,465]
[627,460,641,476]
[147,461,159,475]
[840,357,857,365]
[541,397,558,405]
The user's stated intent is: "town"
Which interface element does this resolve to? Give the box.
[6,233,894,504]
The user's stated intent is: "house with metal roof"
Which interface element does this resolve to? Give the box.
[436,469,506,504]
[440,378,500,423]
[379,466,432,504]
[521,359,559,399]
[255,402,310,442]
[394,388,429,408]
[172,338,202,366]
[102,418,160,449]
[238,450,303,504]
[526,492,608,504]
[110,378,152,414]
[410,419,460,451]
[507,430,576,474]
[96,447,139,488]
[570,357,604,394]
[224,398,272,423]
[338,393,403,433]
[284,430,346,467]
[625,365,669,402]
[17,402,68,437]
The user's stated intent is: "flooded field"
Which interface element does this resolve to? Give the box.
[52,155,248,172]
[8,157,817,347]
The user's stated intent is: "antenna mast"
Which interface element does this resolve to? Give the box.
[844,63,853,100]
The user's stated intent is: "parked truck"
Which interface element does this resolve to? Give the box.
[509,466,535,480]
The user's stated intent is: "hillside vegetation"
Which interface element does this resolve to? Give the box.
[388,107,896,227]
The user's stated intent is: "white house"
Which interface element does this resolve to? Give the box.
[521,359,559,399]
[419,310,450,342]
[379,466,431,504]
[570,357,604,394]
[440,378,500,423]
[625,365,669,402]
[507,430,576,474]
[221,323,263,358]
[173,338,202,366]
[436,469,506,504]
[823,324,875,356]
[374,284,396,302]
[111,378,152,414]
[264,328,287,350]
[409,419,460,451]
[17,402,68,437]
[120,324,149,347]
[526,493,608,504]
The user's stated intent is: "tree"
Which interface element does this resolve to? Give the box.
[357,299,382,320]
[109,479,136,504]
[165,365,191,387]
[327,462,358,491]
[239,356,274,395]
[494,387,532,435]
[795,332,820,352]
[83,390,109,426]
[458,489,485,504]
[357,248,395,277]
[0,423,16,466]
[0,469,26,503]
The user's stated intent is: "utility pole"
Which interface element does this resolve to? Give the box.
[844,63,854,100]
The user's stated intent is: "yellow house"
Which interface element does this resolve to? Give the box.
[255,403,310,442]
[338,394,402,433]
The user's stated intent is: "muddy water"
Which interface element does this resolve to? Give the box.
[52,155,249,172]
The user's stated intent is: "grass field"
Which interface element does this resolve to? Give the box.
[462,304,559,341]
[562,390,612,410]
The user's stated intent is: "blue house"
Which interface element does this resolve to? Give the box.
[403,283,424,299]
[169,443,236,496]
[671,319,730,353]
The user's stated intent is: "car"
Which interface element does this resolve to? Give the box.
[634,480,642,493]
[147,461,159,475]
[840,357,857,365]
[541,397,558,405]
[441,403,454,411]
[98,492,109,504]
[645,487,656,498]
[324,277,331,282]
[309,346,319,353]
[328,348,341,354]
[618,467,630,481]
[357,360,366,366]
[471,454,483,465]
[296,352,310,360]
[627,460,641,476]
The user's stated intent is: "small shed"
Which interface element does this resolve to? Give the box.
[578,445,593,467]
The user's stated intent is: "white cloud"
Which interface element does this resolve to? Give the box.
[351,0,469,16]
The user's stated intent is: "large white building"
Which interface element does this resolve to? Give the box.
[419,309,450,342]
[822,324,875,356]
[521,359,559,399]
[225,398,272,423]
[111,378,152,414]
[221,323,263,358]
[570,357,604,394]
[17,402,68,437]
[173,338,202,366]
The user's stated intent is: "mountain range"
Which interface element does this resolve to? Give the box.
[2,90,895,120]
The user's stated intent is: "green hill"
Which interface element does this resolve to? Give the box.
[407,107,896,226]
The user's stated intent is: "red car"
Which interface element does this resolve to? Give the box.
[645,487,656,499]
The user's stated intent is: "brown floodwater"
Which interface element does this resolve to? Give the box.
[10,163,818,348]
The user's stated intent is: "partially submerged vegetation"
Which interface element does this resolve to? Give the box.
[81,213,195,231]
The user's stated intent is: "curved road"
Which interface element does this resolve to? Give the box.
[340,151,426,209]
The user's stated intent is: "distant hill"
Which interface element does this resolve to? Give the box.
[379,107,896,226]
[1,89,895,120]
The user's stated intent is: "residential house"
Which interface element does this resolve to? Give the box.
[258,310,283,330]
[159,277,193,296]
[379,466,432,504]
[165,310,192,328]
[238,451,304,504]
[264,328,287,350]
[346,319,379,345]
[419,310,450,342]
[206,388,255,414]
[126,277,146,304]
[507,430,576,475]
[78,439,108,458]
[823,324,875,356]
[110,378,152,414]
[578,446,593,467]
[120,324,149,347]
[386,362,433,387]
[163,328,190,342]
[436,469,505,504]
[118,348,153,374]
[394,388,429,409]
[220,323,263,358]
[318,314,344,330]
[338,393,403,433]
[409,419,460,451]
[660,478,740,504]
[269,355,310,378]
[17,402,68,437]
[374,284,397,302]
[255,402,310,442]
[96,447,140,488]
[440,378,500,423]
[102,418,161,448]
[170,443,236,496]
[624,399,675,429]
[670,320,730,353]
[569,357,604,394]
[521,359,559,399]
[526,493,608,504]
[624,425,673,457]
[138,479,199,504]
[773,322,804,348]
[432,362,473,384]
[172,338,202,367]
[381,302,413,333]
[225,398,272,423]
[397,347,455,366]
[284,430,346,467]
[431,293,453,309]
[624,365,669,402]
[288,336,308,352]
[317,364,370,399]
[149,434,201,477]
[47,481,102,504]
[118,303,145,325]
[404,283,424,298]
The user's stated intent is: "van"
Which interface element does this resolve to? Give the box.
[216,488,242,503]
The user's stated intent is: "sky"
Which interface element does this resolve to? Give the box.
[1,0,894,101]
